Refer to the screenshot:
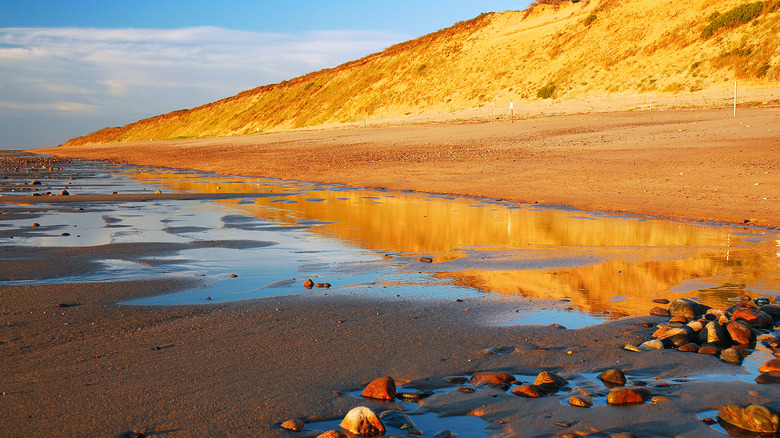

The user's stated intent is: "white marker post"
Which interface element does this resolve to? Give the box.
[510,101,514,123]
[733,81,737,117]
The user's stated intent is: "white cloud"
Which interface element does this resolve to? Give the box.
[0,26,405,148]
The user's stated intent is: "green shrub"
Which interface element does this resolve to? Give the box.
[537,82,557,99]
[702,2,764,38]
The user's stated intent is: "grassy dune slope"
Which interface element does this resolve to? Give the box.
[64,0,780,145]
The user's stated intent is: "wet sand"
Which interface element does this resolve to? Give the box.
[3,106,780,437]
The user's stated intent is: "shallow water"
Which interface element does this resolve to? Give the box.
[2,159,780,326]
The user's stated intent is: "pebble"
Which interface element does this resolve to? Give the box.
[534,371,568,391]
[677,343,699,352]
[649,307,670,317]
[303,279,314,289]
[361,376,397,401]
[568,395,593,407]
[433,431,453,438]
[755,371,780,384]
[720,347,744,363]
[512,384,547,398]
[316,430,346,438]
[607,387,650,405]
[379,410,414,429]
[443,376,468,384]
[638,339,663,351]
[698,345,721,355]
[419,257,433,263]
[31,222,40,227]
[280,419,304,431]
[651,298,670,304]
[470,371,515,386]
[598,369,627,387]
[624,344,641,352]
[339,406,385,436]
[316,283,331,288]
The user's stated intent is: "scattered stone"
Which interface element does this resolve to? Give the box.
[405,428,423,436]
[651,396,669,403]
[669,298,707,320]
[727,320,756,345]
[316,283,331,288]
[698,345,721,355]
[60,232,70,236]
[361,376,397,401]
[755,371,780,384]
[316,430,346,438]
[759,358,780,374]
[606,387,650,405]
[512,384,547,398]
[379,410,414,429]
[534,371,568,391]
[280,419,304,431]
[598,369,627,387]
[155,190,162,194]
[457,387,475,393]
[720,347,744,363]
[303,279,314,289]
[651,298,670,304]
[470,371,515,386]
[60,189,69,196]
[549,323,567,329]
[732,304,774,328]
[624,344,641,352]
[339,406,385,436]
[31,222,40,227]
[638,339,663,351]
[568,395,593,407]
[229,274,238,278]
[717,404,780,434]
[677,343,699,352]
[396,390,431,401]
[443,376,468,384]
[433,431,453,438]
[649,307,670,317]
[701,321,729,345]
[419,257,433,263]
[669,316,688,323]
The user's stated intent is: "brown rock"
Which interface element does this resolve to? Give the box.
[511,384,547,398]
[669,298,708,320]
[720,347,744,363]
[733,304,774,328]
[759,358,780,373]
[760,304,780,322]
[651,298,670,304]
[469,371,515,386]
[303,279,314,289]
[727,320,756,345]
[568,395,593,407]
[669,316,688,323]
[598,369,627,387]
[607,387,650,405]
[339,406,385,436]
[317,430,347,438]
[698,345,721,355]
[649,307,670,317]
[419,257,433,263]
[280,419,304,431]
[534,371,568,390]
[717,404,780,433]
[361,376,397,400]
[677,343,699,352]
[755,371,780,384]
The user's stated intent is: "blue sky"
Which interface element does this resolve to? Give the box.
[1,1,529,149]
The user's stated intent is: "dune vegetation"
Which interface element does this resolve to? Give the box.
[64,0,780,146]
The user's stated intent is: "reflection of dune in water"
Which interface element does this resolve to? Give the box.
[129,172,780,316]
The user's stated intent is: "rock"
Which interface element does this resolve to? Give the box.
[607,387,650,405]
[686,320,704,332]
[700,321,729,345]
[568,395,593,407]
[60,189,69,196]
[651,298,670,304]
[624,344,641,352]
[443,376,468,384]
[705,309,730,324]
[732,304,774,328]
[549,323,567,329]
[534,371,568,390]
[469,371,515,386]
[678,343,699,352]
[755,371,780,384]
[396,390,431,401]
[361,376,397,400]
[317,430,346,438]
[280,419,304,431]
[720,347,744,363]
[638,339,664,351]
[717,404,780,433]
[669,316,688,324]
[726,320,756,345]
[512,384,547,397]
[315,282,331,288]
[761,336,780,350]
[339,407,385,436]
[759,358,780,373]
[303,279,314,289]
[598,369,627,387]
[759,304,780,322]
[379,410,414,429]
[653,324,692,347]
[457,387,475,393]
[419,257,433,263]
[649,307,670,317]
[433,431,453,438]
[698,345,721,355]
[669,298,707,320]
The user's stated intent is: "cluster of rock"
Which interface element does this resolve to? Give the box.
[635,297,780,378]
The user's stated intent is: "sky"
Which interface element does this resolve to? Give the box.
[1,1,530,149]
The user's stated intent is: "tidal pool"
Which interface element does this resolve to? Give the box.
[2,159,779,327]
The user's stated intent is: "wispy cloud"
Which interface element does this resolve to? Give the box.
[0,26,405,148]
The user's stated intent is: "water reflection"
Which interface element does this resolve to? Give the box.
[128,170,780,318]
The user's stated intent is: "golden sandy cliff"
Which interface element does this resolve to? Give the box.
[62,0,780,145]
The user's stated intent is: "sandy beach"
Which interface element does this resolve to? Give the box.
[2,106,780,437]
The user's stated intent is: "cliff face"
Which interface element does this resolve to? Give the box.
[64,0,780,145]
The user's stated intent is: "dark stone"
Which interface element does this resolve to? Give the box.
[470,371,515,386]
[598,369,627,387]
[669,298,708,320]
[534,371,569,391]
[678,343,700,352]
[717,404,780,433]
[755,371,780,384]
[720,347,744,363]
[732,304,774,328]
[649,307,670,317]
[512,384,547,398]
